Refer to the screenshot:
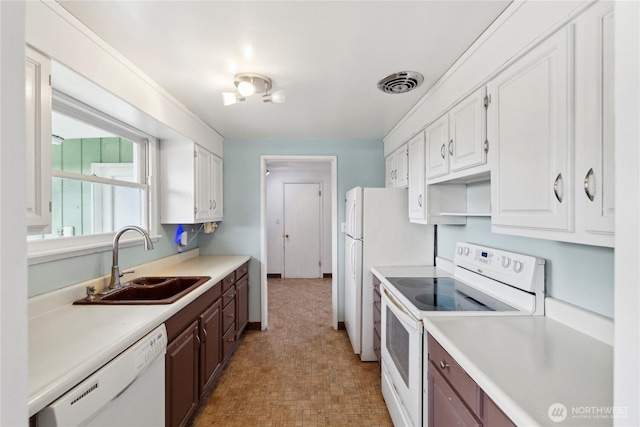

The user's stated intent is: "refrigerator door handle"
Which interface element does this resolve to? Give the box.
[348,199,356,236]
[350,240,357,279]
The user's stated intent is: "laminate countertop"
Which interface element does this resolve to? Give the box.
[424,316,614,426]
[28,255,250,417]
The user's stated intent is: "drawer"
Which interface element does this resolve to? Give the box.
[222,322,236,360]
[235,262,249,280]
[222,271,236,292]
[428,335,481,416]
[223,299,235,332]
[222,285,235,308]
[373,303,381,334]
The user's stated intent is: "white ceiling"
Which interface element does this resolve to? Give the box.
[57,1,511,140]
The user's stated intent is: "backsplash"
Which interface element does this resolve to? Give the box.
[438,217,614,318]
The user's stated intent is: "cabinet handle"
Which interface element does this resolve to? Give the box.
[439,360,449,369]
[202,328,208,340]
[418,194,423,207]
[195,334,201,350]
[584,168,595,202]
[448,139,454,156]
[440,144,445,159]
[553,173,563,203]
[209,200,213,210]
[213,200,217,209]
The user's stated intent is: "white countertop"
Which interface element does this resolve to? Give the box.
[372,265,452,278]
[28,254,250,417]
[424,316,613,426]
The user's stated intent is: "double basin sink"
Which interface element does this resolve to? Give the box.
[74,276,211,305]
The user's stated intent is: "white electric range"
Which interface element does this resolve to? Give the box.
[372,242,545,427]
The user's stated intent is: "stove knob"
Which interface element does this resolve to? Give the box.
[513,260,524,273]
[463,247,470,256]
[502,256,511,268]
[457,246,464,255]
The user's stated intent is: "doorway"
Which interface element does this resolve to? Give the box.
[283,182,322,278]
[260,156,338,330]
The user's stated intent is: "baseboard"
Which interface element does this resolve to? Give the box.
[337,322,346,330]
[323,273,332,278]
[247,322,261,331]
[266,273,282,278]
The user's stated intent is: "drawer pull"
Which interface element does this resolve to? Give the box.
[227,338,234,342]
[439,360,449,369]
[227,313,234,317]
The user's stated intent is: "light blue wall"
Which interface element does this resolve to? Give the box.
[437,217,614,318]
[198,138,385,324]
[28,224,197,296]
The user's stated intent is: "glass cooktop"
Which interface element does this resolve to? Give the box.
[386,277,517,312]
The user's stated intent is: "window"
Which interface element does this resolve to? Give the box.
[28,91,157,262]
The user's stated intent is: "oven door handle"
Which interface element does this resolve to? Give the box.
[382,287,422,333]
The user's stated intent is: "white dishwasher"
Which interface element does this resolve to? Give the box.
[38,324,167,427]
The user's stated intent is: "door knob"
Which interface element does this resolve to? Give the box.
[285,234,289,238]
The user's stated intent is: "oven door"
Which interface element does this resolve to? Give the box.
[381,285,423,427]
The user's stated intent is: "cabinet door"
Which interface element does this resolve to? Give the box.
[425,115,449,180]
[235,276,249,338]
[580,4,615,236]
[394,145,409,188]
[428,364,481,427]
[408,132,427,223]
[385,154,396,188]
[211,154,223,221]
[483,394,516,427]
[25,47,52,235]
[449,88,486,173]
[199,299,222,397]
[490,27,572,231]
[194,145,212,222]
[166,321,199,427]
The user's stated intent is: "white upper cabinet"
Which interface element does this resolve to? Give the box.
[385,144,408,188]
[425,115,449,180]
[160,140,223,224]
[576,2,615,244]
[407,132,426,223]
[26,46,52,235]
[449,88,487,173]
[489,26,573,232]
[426,87,488,182]
[211,153,223,221]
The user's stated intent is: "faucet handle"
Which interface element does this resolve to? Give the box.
[119,270,135,278]
[85,286,96,301]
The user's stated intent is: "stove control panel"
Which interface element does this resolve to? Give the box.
[454,242,545,293]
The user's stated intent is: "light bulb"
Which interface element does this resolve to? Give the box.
[237,81,256,97]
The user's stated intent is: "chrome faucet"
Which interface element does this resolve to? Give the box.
[109,226,154,290]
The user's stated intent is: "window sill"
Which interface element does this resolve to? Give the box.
[28,233,162,265]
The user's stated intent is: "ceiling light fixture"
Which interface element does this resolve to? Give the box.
[222,72,285,105]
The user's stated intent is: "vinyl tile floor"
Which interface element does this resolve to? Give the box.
[191,277,392,427]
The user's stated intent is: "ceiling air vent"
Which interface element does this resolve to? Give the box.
[377,71,424,94]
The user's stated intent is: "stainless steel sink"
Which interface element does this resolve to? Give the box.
[73,276,211,305]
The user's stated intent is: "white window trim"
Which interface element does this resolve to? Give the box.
[28,93,160,264]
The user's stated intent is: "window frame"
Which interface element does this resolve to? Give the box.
[27,91,160,265]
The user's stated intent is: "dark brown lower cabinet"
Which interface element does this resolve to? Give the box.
[199,299,222,396]
[372,276,382,363]
[165,262,250,427]
[166,320,199,427]
[428,334,515,427]
[429,363,481,427]
[235,275,249,339]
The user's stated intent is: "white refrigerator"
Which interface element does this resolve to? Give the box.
[344,187,434,361]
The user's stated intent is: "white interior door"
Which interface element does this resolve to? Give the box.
[283,182,321,278]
